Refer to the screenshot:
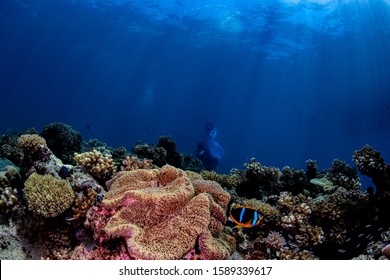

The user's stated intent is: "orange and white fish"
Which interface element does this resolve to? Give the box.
[228,205,261,228]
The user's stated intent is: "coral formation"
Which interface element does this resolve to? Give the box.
[132,143,167,167]
[309,177,337,193]
[132,136,204,172]
[353,145,390,193]
[80,165,235,260]
[74,150,116,181]
[305,159,318,180]
[353,145,390,227]
[24,173,75,218]
[0,134,23,165]
[0,164,23,218]
[120,156,155,171]
[69,186,97,225]
[40,122,83,164]
[200,170,243,191]
[17,134,50,163]
[2,122,390,261]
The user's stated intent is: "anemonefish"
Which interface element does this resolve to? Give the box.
[228,206,261,228]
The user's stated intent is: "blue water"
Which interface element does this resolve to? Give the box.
[1,0,390,177]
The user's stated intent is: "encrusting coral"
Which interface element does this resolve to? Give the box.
[24,173,75,218]
[79,165,235,260]
[74,150,116,181]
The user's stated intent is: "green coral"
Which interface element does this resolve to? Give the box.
[24,173,75,218]
[310,177,337,193]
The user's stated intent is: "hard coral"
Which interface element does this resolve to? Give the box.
[17,134,49,162]
[41,122,83,164]
[353,145,385,177]
[120,156,155,171]
[132,143,167,167]
[200,170,243,191]
[74,150,116,181]
[85,165,234,260]
[24,173,75,218]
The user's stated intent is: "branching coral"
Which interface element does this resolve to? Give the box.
[277,192,324,248]
[24,173,75,218]
[17,134,50,163]
[353,145,385,178]
[69,187,97,225]
[234,158,282,197]
[0,165,23,215]
[353,145,389,194]
[74,150,116,181]
[120,156,155,171]
[81,165,234,260]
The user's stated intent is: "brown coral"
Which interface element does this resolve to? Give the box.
[24,173,75,218]
[86,165,234,260]
[120,156,155,171]
[17,134,50,163]
[70,187,97,224]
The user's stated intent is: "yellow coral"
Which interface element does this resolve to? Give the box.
[24,173,75,218]
[74,150,116,180]
[17,134,48,157]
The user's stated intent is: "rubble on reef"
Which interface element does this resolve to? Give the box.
[0,123,390,260]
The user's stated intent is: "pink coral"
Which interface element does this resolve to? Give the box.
[82,165,234,260]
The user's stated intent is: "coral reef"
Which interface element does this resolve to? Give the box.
[200,170,243,192]
[40,122,83,164]
[353,145,390,193]
[132,143,167,167]
[69,186,97,226]
[74,150,116,181]
[17,134,50,163]
[132,136,204,172]
[2,122,390,260]
[309,177,337,193]
[0,164,23,217]
[24,173,75,218]
[79,165,235,260]
[353,145,390,227]
[0,134,23,165]
[157,135,182,167]
[305,159,318,180]
[121,156,156,171]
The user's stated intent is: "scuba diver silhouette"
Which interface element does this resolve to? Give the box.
[196,121,225,171]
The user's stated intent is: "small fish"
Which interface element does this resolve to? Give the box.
[86,124,92,131]
[229,205,260,228]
